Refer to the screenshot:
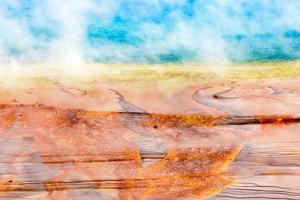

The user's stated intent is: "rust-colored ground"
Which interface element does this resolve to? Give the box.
[0,63,300,199]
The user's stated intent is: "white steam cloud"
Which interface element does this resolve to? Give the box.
[0,0,300,67]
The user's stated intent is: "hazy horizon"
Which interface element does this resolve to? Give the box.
[1,0,300,66]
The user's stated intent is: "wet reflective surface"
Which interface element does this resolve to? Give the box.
[0,73,300,199]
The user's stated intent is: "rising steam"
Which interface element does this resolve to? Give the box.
[0,0,300,67]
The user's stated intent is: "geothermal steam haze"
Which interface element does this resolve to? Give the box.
[1,0,300,66]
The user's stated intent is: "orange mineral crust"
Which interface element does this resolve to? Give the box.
[0,104,245,199]
[0,73,300,199]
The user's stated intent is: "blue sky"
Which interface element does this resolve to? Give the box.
[1,0,300,64]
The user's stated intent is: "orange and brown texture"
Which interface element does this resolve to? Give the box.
[2,0,300,199]
[0,63,300,199]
